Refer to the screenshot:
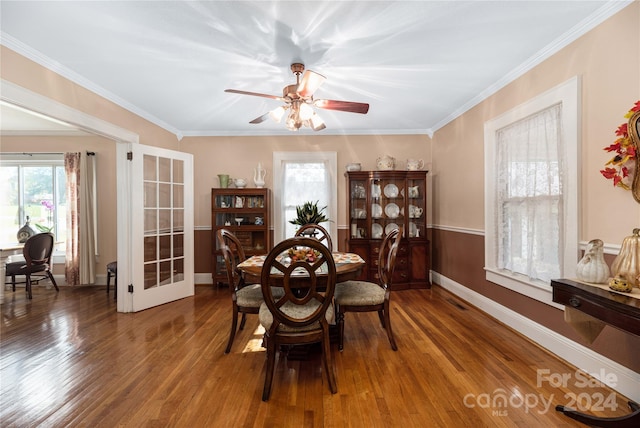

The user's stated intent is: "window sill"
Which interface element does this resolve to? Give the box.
[484,267,563,309]
[52,251,65,264]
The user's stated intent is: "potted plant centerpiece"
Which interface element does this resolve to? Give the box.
[289,200,329,236]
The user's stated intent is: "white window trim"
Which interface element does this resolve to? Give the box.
[272,152,338,244]
[1,155,67,260]
[484,76,580,307]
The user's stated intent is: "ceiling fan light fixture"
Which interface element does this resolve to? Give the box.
[285,110,300,131]
[299,103,314,121]
[269,106,286,123]
[297,70,326,98]
[310,113,326,131]
[225,62,368,132]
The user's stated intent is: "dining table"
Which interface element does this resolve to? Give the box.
[236,251,366,286]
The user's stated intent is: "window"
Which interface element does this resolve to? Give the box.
[484,77,579,305]
[0,154,66,246]
[272,152,337,244]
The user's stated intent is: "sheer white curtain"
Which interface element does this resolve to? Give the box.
[64,152,97,285]
[282,162,330,238]
[495,103,563,283]
[273,152,337,244]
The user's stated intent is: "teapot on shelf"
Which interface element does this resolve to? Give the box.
[406,159,424,171]
[376,155,395,170]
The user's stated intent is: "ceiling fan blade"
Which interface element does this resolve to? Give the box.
[225,89,284,101]
[249,112,271,124]
[297,70,326,98]
[314,99,369,114]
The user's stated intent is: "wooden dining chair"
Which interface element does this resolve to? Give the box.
[258,236,338,401]
[5,232,59,300]
[106,261,117,300]
[294,223,333,252]
[334,227,403,351]
[217,229,283,354]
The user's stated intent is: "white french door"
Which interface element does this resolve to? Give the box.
[116,143,194,312]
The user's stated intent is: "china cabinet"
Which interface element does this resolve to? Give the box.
[346,171,430,290]
[211,188,270,285]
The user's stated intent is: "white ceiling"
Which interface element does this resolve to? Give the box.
[0,1,631,138]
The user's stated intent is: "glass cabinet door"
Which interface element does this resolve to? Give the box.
[346,170,430,290]
[374,175,404,240]
[406,173,426,239]
[349,177,368,239]
[212,188,270,285]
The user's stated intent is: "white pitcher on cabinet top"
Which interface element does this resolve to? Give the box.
[406,159,424,170]
[254,162,266,188]
[376,155,395,170]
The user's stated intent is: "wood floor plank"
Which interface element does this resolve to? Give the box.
[1,284,634,427]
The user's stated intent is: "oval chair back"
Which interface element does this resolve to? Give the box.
[294,223,333,252]
[216,228,266,354]
[377,227,403,291]
[6,232,58,299]
[217,228,246,289]
[259,236,337,400]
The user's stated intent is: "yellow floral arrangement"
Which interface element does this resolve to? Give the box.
[600,100,639,189]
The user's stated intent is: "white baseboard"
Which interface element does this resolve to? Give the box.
[52,273,215,287]
[195,273,214,285]
[33,273,215,287]
[431,272,640,403]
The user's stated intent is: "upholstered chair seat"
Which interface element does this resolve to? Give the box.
[334,227,403,351]
[259,301,334,333]
[217,228,279,355]
[237,284,283,307]
[334,281,385,306]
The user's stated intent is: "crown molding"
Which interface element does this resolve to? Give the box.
[1,32,181,140]
[179,128,433,137]
[429,0,634,134]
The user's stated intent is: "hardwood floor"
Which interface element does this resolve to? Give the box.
[1,284,634,427]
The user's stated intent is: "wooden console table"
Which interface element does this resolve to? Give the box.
[551,278,640,427]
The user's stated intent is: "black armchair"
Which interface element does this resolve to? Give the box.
[6,233,59,299]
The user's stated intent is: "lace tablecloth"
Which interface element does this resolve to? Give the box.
[237,252,365,268]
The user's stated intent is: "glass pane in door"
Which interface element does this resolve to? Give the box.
[142,155,186,291]
[120,142,193,312]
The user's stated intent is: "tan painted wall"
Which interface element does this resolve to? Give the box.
[432,229,640,373]
[0,3,637,375]
[430,3,640,374]
[1,46,180,150]
[1,47,432,278]
[432,3,640,242]
[0,136,117,275]
[181,134,431,228]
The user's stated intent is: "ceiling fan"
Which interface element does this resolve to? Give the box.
[224,63,369,132]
